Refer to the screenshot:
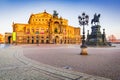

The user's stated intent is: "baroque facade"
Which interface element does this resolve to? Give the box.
[5,11,81,44]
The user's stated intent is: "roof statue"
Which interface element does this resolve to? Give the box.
[53,10,58,17]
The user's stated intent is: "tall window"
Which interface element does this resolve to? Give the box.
[54,22,60,33]
[46,28,48,33]
[36,28,39,34]
[32,29,34,33]
[27,29,30,34]
[40,28,44,34]
[24,27,26,33]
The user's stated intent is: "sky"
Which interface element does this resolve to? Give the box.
[0,0,120,39]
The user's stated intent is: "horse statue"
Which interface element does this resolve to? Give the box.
[91,13,101,25]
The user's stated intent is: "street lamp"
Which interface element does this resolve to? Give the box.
[78,12,89,55]
[102,29,105,44]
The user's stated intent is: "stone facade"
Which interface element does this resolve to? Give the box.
[5,11,81,44]
[5,33,12,44]
[0,34,4,43]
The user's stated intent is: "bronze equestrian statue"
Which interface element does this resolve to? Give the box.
[91,13,101,25]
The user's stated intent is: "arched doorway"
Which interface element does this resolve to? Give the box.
[60,39,62,44]
[64,40,66,44]
[36,36,39,44]
[55,36,59,44]
[8,36,12,44]
[32,40,34,44]
[32,36,34,44]
[41,40,44,44]
[27,37,30,44]
[46,40,49,44]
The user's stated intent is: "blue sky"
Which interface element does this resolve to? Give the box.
[0,0,120,39]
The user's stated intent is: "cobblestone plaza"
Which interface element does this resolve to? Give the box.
[0,44,120,80]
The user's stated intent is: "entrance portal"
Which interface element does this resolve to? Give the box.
[32,40,34,44]
[27,37,30,44]
[8,36,12,44]
[46,40,49,43]
[55,36,59,44]
[32,37,34,44]
[41,40,44,44]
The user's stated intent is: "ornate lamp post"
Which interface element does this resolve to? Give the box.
[78,12,89,55]
[102,29,105,44]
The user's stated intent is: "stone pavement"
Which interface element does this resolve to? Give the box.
[0,45,111,80]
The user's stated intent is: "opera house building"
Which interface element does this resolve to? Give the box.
[5,10,81,44]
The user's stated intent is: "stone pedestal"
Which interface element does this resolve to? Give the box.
[80,48,88,55]
[86,25,109,47]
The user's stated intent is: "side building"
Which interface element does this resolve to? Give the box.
[0,34,4,44]
[5,10,81,44]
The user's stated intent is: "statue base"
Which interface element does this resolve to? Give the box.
[86,25,110,47]
[80,48,88,55]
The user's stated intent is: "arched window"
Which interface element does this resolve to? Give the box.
[36,28,39,34]
[32,29,34,33]
[27,29,30,34]
[54,22,60,33]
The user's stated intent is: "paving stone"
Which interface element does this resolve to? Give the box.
[0,45,112,80]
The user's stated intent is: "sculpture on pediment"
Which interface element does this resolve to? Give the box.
[53,10,58,18]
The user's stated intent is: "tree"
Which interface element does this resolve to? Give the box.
[108,35,117,42]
